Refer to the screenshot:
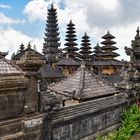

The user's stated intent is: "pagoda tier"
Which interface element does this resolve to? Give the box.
[100,52,119,57]
[101,45,118,50]
[100,31,119,59]
[101,40,116,45]
[79,33,93,61]
[63,20,79,58]
[93,43,103,60]
[43,4,61,64]
[102,32,115,39]
[92,32,123,75]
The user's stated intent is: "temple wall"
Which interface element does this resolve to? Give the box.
[46,94,127,140]
[0,115,43,140]
[0,90,24,120]
[0,76,44,140]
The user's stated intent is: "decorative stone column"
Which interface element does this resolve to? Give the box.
[116,63,140,106]
[16,48,45,114]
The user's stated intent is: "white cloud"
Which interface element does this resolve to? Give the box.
[0,27,43,59]
[22,0,140,61]
[0,12,24,25]
[23,0,89,33]
[0,4,11,9]
[111,23,139,61]
[23,0,49,22]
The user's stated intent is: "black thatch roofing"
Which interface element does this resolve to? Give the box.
[99,52,120,57]
[43,4,60,64]
[102,32,115,39]
[101,45,118,50]
[56,57,80,66]
[38,64,64,79]
[93,59,123,66]
[48,65,119,100]
[63,20,79,58]
[101,40,116,45]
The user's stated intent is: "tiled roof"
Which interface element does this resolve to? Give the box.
[56,57,80,66]
[93,59,123,66]
[48,65,119,100]
[12,47,45,60]
[0,55,23,76]
[105,73,123,84]
[38,64,64,79]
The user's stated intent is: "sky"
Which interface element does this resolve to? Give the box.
[0,0,140,60]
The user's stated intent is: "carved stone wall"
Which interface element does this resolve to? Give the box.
[0,77,27,120]
[0,115,43,140]
[0,91,24,120]
[0,64,44,140]
[52,107,122,140]
[24,74,39,113]
[0,75,44,140]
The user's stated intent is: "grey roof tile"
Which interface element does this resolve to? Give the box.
[12,47,45,60]
[0,55,23,76]
[48,65,118,100]
[56,57,80,66]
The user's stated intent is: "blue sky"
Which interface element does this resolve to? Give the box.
[0,0,44,38]
[1,0,140,60]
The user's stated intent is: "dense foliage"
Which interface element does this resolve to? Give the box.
[96,104,140,140]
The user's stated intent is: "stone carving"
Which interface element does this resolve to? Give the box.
[0,92,24,120]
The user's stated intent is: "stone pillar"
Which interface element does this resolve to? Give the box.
[16,50,45,114]
[0,75,27,120]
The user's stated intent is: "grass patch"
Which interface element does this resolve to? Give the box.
[96,104,140,140]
